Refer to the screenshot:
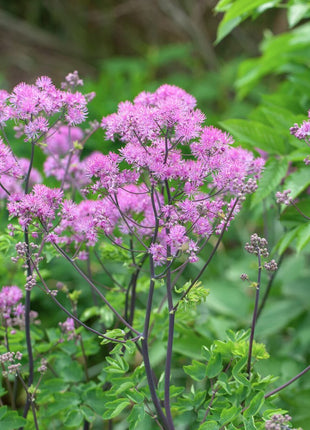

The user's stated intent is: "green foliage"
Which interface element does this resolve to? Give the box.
[175,281,209,310]
[0,408,27,430]
[215,0,282,44]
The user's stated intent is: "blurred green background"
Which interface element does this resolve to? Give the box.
[0,0,285,119]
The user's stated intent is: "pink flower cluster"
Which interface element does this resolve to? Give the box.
[7,185,63,228]
[92,85,264,264]
[290,109,310,166]
[3,81,264,265]
[59,317,77,341]
[0,285,24,326]
[55,198,119,246]
[0,74,89,143]
[290,110,310,141]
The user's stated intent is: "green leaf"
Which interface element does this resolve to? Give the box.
[80,405,96,423]
[252,158,288,207]
[243,416,257,430]
[274,226,300,255]
[255,299,303,336]
[220,405,241,425]
[198,421,219,430]
[100,329,126,345]
[205,353,223,378]
[102,399,130,419]
[0,411,27,430]
[0,407,8,420]
[288,4,310,28]
[105,354,129,374]
[40,378,70,394]
[244,391,265,419]
[45,392,80,416]
[216,16,242,45]
[219,119,286,154]
[83,388,106,415]
[126,388,144,404]
[296,223,310,252]
[284,167,310,200]
[215,0,281,44]
[115,381,135,395]
[183,360,207,381]
[128,404,146,429]
[64,409,84,428]
[232,356,249,386]
[236,22,310,97]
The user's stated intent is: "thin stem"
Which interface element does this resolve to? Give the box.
[164,292,175,429]
[140,256,169,429]
[163,178,175,430]
[173,198,239,312]
[94,250,124,290]
[201,359,233,424]
[257,254,284,319]
[30,256,136,343]
[291,201,310,220]
[201,381,217,424]
[0,181,11,196]
[110,194,148,249]
[31,400,39,430]
[22,140,36,420]
[48,238,140,335]
[246,249,262,379]
[265,364,310,399]
[141,340,169,430]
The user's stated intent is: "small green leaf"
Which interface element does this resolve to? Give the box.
[284,167,310,201]
[219,119,286,154]
[80,405,96,423]
[126,388,144,404]
[45,392,80,416]
[243,416,257,430]
[220,405,241,425]
[128,404,146,429]
[0,407,8,420]
[296,223,310,252]
[232,356,250,386]
[244,391,265,419]
[252,157,288,206]
[206,353,222,378]
[100,329,126,345]
[274,226,300,255]
[64,409,84,428]
[102,399,130,419]
[184,360,207,381]
[0,411,27,430]
[215,0,281,43]
[198,421,219,430]
[288,4,310,28]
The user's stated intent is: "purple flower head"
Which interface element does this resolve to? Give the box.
[7,185,63,228]
[88,85,266,263]
[44,125,84,155]
[1,73,89,137]
[0,286,24,323]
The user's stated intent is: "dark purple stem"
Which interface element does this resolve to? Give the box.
[246,249,262,379]
[173,198,239,312]
[141,256,169,429]
[22,140,35,420]
[265,364,310,399]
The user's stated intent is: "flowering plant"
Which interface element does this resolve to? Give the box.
[0,73,304,429]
